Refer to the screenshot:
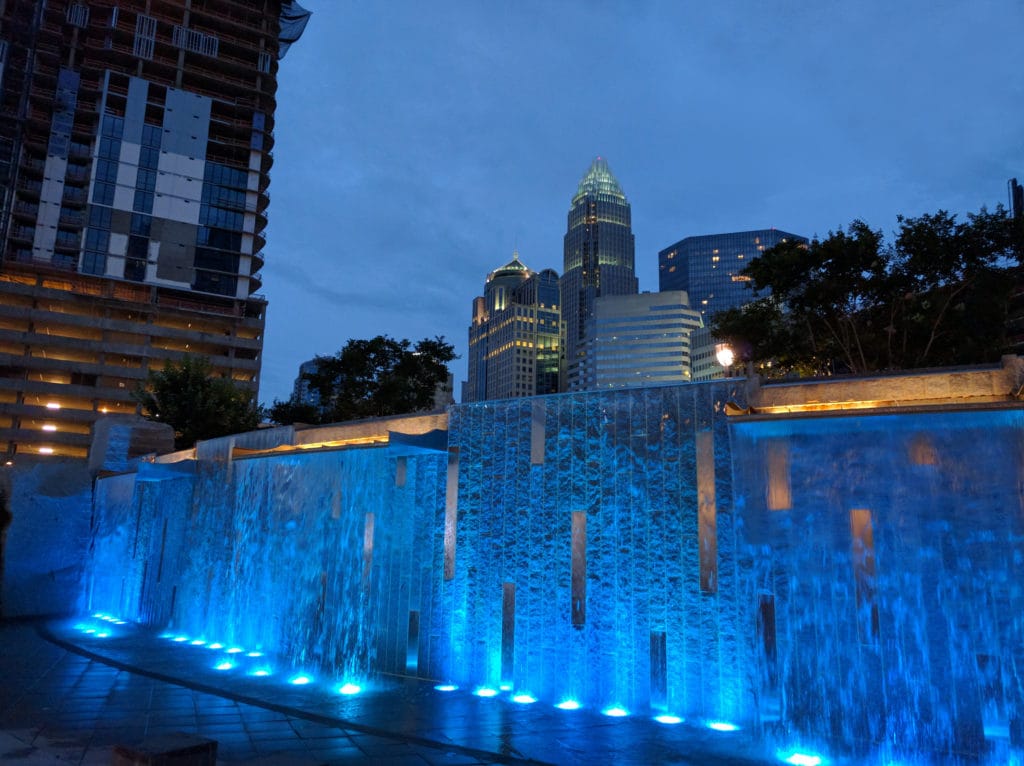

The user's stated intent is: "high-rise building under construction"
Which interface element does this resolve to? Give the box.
[0,1,309,458]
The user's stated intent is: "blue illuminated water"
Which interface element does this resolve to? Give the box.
[84,384,1024,764]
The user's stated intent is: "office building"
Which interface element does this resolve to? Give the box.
[560,157,637,389]
[658,229,806,323]
[465,252,561,402]
[0,1,309,458]
[577,291,703,390]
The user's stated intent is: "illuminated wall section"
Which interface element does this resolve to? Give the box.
[729,409,1024,759]
[444,382,746,717]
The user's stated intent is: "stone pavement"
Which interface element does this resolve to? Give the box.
[0,618,796,765]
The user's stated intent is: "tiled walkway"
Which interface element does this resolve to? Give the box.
[0,618,786,765]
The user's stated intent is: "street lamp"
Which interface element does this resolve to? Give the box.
[715,344,735,377]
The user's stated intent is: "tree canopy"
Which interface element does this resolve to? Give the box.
[711,206,1024,376]
[134,356,260,449]
[268,335,456,425]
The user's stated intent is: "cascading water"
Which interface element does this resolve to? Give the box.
[83,383,1024,764]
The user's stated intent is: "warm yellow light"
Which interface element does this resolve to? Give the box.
[100,407,108,413]
[39,447,54,454]
[715,345,735,368]
[46,402,61,410]
[42,424,57,432]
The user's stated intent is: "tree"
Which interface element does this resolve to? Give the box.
[267,335,457,425]
[712,206,1023,376]
[134,356,260,449]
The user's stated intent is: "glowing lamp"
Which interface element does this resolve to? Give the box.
[473,687,498,698]
[555,700,581,710]
[434,684,458,692]
[511,694,536,704]
[602,706,629,717]
[289,675,312,685]
[654,714,683,724]
[715,344,735,368]
[780,753,824,766]
[707,721,740,732]
[337,683,361,695]
[215,661,234,671]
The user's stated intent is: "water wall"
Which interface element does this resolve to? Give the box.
[444,382,747,718]
[729,408,1024,761]
[88,444,447,680]
[84,379,1024,762]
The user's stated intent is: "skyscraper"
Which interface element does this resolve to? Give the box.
[577,291,703,390]
[0,1,308,458]
[658,229,806,324]
[560,157,637,390]
[464,252,561,402]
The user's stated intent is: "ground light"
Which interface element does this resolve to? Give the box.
[190,639,206,646]
[473,687,498,698]
[511,694,536,704]
[250,669,271,677]
[215,661,234,671]
[246,651,263,657]
[226,647,244,654]
[208,643,224,650]
[654,714,683,724]
[555,700,581,711]
[173,636,189,642]
[289,675,312,685]
[707,721,740,732]
[337,683,361,695]
[434,684,458,692]
[778,751,825,766]
[602,706,629,717]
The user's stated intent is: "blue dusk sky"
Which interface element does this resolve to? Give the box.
[259,0,1023,404]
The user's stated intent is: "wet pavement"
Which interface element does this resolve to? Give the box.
[0,617,793,765]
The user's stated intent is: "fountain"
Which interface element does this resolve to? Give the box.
[84,373,1024,764]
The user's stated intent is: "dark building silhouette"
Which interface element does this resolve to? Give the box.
[559,157,637,389]
[0,1,308,458]
[658,228,806,323]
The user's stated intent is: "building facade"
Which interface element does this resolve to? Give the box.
[658,229,806,324]
[0,0,308,458]
[560,157,637,390]
[464,253,561,402]
[576,291,703,390]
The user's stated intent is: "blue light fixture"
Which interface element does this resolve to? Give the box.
[289,674,312,685]
[555,700,581,711]
[654,714,683,724]
[511,693,536,704]
[337,683,361,695]
[602,706,629,717]
[473,687,498,698]
[250,668,271,677]
[215,661,234,671]
[434,684,458,692]
[707,721,740,732]
[778,751,825,766]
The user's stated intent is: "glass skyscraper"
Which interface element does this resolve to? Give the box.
[658,229,806,324]
[560,157,637,390]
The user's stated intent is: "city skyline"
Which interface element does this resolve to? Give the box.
[259,0,1023,404]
